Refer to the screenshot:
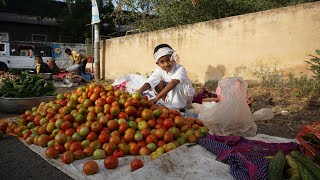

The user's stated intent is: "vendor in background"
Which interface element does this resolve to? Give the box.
[35,55,51,75]
[48,58,60,75]
[64,48,87,75]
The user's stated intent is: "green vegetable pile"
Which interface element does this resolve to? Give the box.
[0,72,56,98]
[268,150,320,180]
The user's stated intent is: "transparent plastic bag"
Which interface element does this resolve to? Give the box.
[198,77,257,137]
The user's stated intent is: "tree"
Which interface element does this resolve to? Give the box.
[0,0,57,17]
[66,0,73,15]
[112,0,318,32]
[59,0,115,42]
[0,0,6,6]
[0,0,115,42]
[191,0,198,7]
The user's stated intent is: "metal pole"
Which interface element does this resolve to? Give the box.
[91,24,94,76]
[94,24,100,80]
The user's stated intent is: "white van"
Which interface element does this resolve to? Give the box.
[0,41,52,71]
[0,32,88,72]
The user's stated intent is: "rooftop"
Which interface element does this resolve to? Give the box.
[0,12,59,26]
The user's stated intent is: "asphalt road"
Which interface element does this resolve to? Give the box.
[0,113,72,180]
[0,135,72,180]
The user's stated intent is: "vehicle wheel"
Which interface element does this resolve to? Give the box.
[0,63,8,72]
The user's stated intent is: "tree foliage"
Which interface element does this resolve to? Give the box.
[0,0,63,17]
[0,0,317,41]
[58,0,115,42]
[0,0,115,43]
[112,0,318,32]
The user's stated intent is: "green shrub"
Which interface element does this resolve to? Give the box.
[250,61,284,87]
[287,73,319,97]
[305,49,320,80]
[250,59,319,98]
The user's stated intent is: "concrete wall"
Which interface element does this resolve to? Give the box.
[100,2,320,83]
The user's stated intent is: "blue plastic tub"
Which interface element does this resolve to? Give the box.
[80,74,93,81]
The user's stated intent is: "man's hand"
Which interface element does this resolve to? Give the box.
[136,89,143,96]
[137,83,151,97]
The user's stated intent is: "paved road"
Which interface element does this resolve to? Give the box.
[0,135,72,180]
[0,113,72,180]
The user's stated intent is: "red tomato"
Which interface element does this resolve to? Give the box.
[129,144,140,156]
[130,159,144,172]
[110,105,120,116]
[113,149,125,158]
[83,146,94,157]
[63,114,74,122]
[70,142,82,152]
[98,133,110,144]
[163,118,174,129]
[104,156,119,169]
[83,160,99,175]
[118,112,128,120]
[141,109,153,120]
[73,150,85,160]
[54,144,65,154]
[109,136,120,145]
[86,132,98,141]
[90,121,103,133]
[45,147,59,159]
[62,151,74,164]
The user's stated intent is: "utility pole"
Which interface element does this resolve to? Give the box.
[94,24,100,81]
[91,0,101,81]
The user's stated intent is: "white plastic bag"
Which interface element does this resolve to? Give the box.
[253,108,274,121]
[198,77,257,137]
[112,74,155,97]
[66,64,80,71]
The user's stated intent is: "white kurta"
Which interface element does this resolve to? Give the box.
[146,63,195,109]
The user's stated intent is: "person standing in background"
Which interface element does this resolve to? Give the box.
[65,48,87,75]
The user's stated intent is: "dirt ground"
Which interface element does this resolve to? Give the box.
[0,82,319,179]
[248,85,320,139]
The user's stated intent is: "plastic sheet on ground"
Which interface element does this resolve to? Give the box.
[19,133,297,180]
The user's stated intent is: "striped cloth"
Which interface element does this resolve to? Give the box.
[197,135,301,180]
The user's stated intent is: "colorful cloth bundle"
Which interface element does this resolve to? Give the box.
[197,135,301,180]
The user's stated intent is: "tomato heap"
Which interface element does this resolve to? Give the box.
[4,83,209,172]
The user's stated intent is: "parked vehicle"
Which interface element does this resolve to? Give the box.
[0,33,87,72]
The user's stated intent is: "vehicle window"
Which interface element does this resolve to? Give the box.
[0,44,4,51]
[34,45,52,57]
[18,45,34,56]
[10,48,19,56]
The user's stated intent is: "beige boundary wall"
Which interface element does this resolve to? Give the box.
[100,2,320,83]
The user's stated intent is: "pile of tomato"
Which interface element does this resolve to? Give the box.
[1,83,209,175]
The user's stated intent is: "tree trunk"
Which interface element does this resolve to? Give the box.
[191,0,198,7]
[66,0,72,15]
[0,0,6,6]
